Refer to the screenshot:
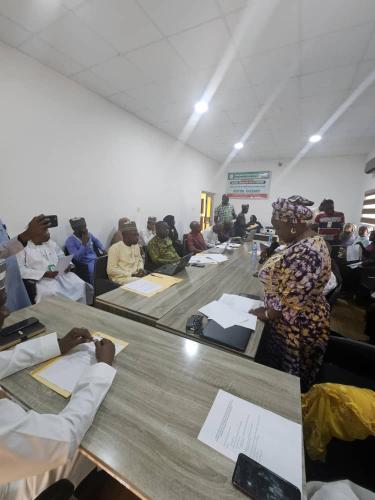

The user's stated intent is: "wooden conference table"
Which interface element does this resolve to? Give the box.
[96,243,264,358]
[1,297,303,500]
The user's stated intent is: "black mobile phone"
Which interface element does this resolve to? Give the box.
[0,317,39,337]
[232,454,301,500]
[46,215,58,227]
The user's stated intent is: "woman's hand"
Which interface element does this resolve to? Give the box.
[249,307,268,321]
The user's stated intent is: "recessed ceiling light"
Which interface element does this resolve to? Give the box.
[234,142,244,150]
[309,134,322,143]
[194,101,208,114]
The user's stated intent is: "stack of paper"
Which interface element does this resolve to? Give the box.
[198,390,302,492]
[31,332,128,397]
[121,273,182,297]
[57,255,73,275]
[190,254,229,265]
[199,294,263,330]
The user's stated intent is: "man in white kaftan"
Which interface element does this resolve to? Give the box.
[17,232,89,304]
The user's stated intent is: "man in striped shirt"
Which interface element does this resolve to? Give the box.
[315,199,345,241]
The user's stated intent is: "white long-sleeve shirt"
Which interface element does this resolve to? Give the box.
[0,237,23,260]
[0,333,116,486]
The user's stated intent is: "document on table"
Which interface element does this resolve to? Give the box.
[31,332,128,397]
[198,390,302,492]
[346,244,361,262]
[57,255,73,275]
[190,255,217,264]
[219,293,263,313]
[122,279,163,296]
[204,254,228,263]
[199,301,250,329]
[199,294,262,330]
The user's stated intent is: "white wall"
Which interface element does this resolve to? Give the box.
[221,156,367,227]
[0,44,219,247]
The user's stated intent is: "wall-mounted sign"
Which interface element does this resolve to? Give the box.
[227,171,271,199]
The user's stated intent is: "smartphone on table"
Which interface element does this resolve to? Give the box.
[232,453,301,500]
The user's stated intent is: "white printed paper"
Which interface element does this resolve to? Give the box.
[205,254,228,263]
[198,390,302,491]
[39,336,125,394]
[199,301,250,329]
[122,279,162,294]
[219,294,263,313]
[190,255,217,265]
[57,255,73,275]
[346,244,361,262]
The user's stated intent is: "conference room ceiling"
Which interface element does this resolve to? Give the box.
[1,0,375,164]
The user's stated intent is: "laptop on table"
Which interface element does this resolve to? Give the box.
[156,254,193,276]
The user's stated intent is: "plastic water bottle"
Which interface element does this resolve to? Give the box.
[268,233,273,244]
[251,242,257,262]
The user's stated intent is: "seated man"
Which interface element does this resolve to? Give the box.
[65,218,105,284]
[163,215,183,255]
[148,221,180,266]
[139,216,157,247]
[0,259,116,499]
[111,217,130,246]
[187,221,207,254]
[248,215,263,232]
[17,229,89,304]
[0,214,50,311]
[233,204,249,237]
[107,221,145,284]
[203,223,222,247]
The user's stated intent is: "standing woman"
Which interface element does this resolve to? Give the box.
[252,196,331,392]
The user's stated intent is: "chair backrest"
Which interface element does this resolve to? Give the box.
[326,258,343,309]
[94,255,109,281]
[182,234,188,256]
[23,279,37,304]
[324,335,375,382]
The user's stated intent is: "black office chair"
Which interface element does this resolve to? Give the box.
[35,479,74,500]
[306,336,375,491]
[23,279,37,304]
[326,259,343,310]
[316,335,375,390]
[182,234,188,256]
[143,247,158,272]
[93,255,119,298]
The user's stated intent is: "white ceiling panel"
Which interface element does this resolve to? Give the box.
[212,87,258,110]
[19,37,83,76]
[138,0,220,36]
[169,18,231,70]
[107,92,147,113]
[72,69,119,96]
[127,40,188,81]
[216,0,249,15]
[302,0,375,40]
[300,65,357,98]
[62,0,86,9]
[242,44,299,86]
[225,105,259,124]
[302,23,373,74]
[0,0,66,33]
[91,55,148,91]
[38,12,116,67]
[226,0,299,58]
[1,0,375,163]
[0,14,30,47]
[76,0,162,53]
